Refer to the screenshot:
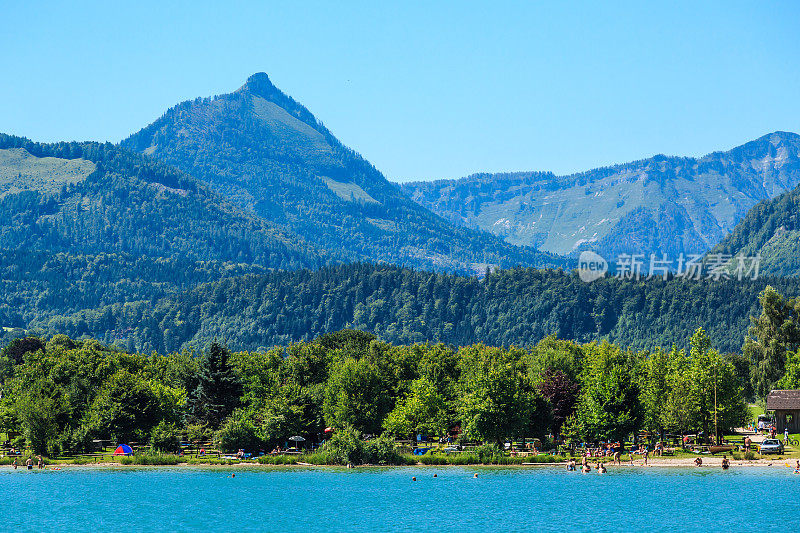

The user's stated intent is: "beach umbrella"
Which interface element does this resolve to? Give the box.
[288,436,305,442]
[113,444,134,456]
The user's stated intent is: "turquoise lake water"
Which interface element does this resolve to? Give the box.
[1,465,798,532]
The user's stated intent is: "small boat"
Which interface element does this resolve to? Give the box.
[708,445,735,454]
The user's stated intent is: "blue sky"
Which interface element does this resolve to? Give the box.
[2,1,798,181]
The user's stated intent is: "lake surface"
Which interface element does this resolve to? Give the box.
[1,465,798,532]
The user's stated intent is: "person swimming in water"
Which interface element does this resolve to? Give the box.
[567,459,576,471]
[581,464,591,473]
[598,463,607,474]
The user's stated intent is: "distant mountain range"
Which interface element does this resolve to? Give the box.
[119,73,561,274]
[1,72,799,352]
[401,132,800,260]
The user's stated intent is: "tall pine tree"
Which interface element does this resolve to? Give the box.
[187,341,242,428]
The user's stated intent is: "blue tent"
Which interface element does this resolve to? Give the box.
[113,444,133,456]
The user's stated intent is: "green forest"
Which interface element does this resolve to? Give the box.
[4,259,800,356]
[0,133,325,270]
[711,180,800,277]
[3,283,799,462]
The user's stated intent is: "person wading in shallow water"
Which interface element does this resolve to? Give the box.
[721,456,730,470]
[25,458,32,470]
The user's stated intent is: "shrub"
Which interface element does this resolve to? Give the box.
[364,434,413,465]
[744,451,756,461]
[150,421,181,453]
[475,443,503,463]
[214,413,263,453]
[318,426,364,465]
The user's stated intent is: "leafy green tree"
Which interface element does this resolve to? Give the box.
[777,349,800,389]
[383,377,449,439]
[744,286,800,397]
[527,336,584,382]
[323,357,391,434]
[639,347,674,436]
[687,329,749,440]
[565,341,641,443]
[187,341,242,428]
[1,336,45,365]
[215,411,263,452]
[15,394,61,455]
[150,420,181,453]
[83,370,162,442]
[456,345,549,444]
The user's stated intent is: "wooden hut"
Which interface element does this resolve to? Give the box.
[765,390,800,434]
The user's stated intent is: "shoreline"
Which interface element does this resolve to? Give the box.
[8,457,798,470]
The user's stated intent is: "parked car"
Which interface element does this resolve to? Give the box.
[759,438,784,455]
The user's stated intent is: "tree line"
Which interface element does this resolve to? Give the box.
[7,318,784,458]
[7,261,799,357]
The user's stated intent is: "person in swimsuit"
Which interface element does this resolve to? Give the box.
[581,464,591,473]
[567,459,576,471]
[598,463,607,473]
[721,456,730,470]
[25,458,32,470]
[694,457,702,467]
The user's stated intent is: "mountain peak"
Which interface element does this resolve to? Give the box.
[239,72,279,98]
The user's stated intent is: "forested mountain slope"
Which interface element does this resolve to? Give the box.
[121,73,562,274]
[0,134,323,269]
[709,182,800,277]
[401,132,800,259]
[0,249,268,333]
[12,263,799,355]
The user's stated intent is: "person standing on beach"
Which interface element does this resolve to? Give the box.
[744,435,751,452]
[784,428,789,445]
